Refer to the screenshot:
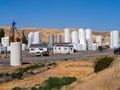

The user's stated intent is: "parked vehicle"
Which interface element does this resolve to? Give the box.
[114,48,120,55]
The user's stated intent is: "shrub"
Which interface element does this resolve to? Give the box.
[12,87,21,90]
[42,77,77,90]
[94,56,114,73]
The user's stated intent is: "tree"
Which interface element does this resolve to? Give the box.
[22,35,28,45]
[0,28,5,43]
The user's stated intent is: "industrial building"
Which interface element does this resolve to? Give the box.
[53,43,74,54]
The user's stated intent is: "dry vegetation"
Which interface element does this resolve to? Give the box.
[0,60,94,90]
[62,57,120,90]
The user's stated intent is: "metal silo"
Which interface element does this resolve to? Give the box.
[49,35,54,45]
[72,31,78,44]
[28,32,34,46]
[85,28,92,40]
[1,37,9,47]
[78,29,86,44]
[10,42,22,66]
[113,31,119,48]
[33,32,42,44]
[64,28,70,43]
[56,34,61,43]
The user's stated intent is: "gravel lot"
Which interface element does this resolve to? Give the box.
[0,49,113,65]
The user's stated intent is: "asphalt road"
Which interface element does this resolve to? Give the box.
[0,49,113,65]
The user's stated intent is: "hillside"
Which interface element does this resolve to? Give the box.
[62,57,120,90]
[0,26,110,43]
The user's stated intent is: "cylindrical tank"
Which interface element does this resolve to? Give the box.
[87,39,93,50]
[64,28,70,43]
[85,28,92,40]
[28,32,34,46]
[72,31,78,44]
[113,31,119,48]
[96,35,102,46]
[49,35,54,45]
[22,43,25,51]
[10,42,22,66]
[1,37,9,47]
[77,44,82,51]
[73,43,78,50]
[92,43,97,50]
[82,44,87,50]
[33,32,42,44]
[56,34,62,43]
[78,29,86,44]
[110,31,113,49]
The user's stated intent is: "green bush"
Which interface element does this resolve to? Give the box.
[94,56,114,73]
[42,77,77,90]
[12,87,21,90]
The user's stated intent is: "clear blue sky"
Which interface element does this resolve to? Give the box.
[0,0,120,31]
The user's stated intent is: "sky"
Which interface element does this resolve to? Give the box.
[0,0,120,31]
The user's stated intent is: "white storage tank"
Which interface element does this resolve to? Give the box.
[87,39,93,50]
[72,31,78,44]
[110,31,113,49]
[64,28,70,43]
[28,32,34,46]
[96,35,102,46]
[49,35,54,45]
[56,34,62,43]
[10,42,22,66]
[81,44,87,50]
[1,37,9,47]
[78,29,86,44]
[22,43,25,51]
[92,43,97,50]
[113,31,119,48]
[73,44,78,50]
[85,28,92,40]
[33,32,42,44]
[77,44,82,51]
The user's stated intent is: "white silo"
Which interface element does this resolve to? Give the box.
[112,31,119,48]
[78,29,86,44]
[92,43,97,50]
[85,28,92,40]
[87,39,93,50]
[49,35,54,45]
[10,42,22,66]
[1,37,9,47]
[81,44,87,50]
[96,35,102,46]
[110,31,113,49]
[77,44,82,51]
[64,28,70,43]
[72,31,78,44]
[22,43,25,51]
[56,34,62,43]
[33,32,42,44]
[72,31,79,50]
[28,32,34,46]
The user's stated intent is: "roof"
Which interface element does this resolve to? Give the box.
[30,44,48,48]
[54,43,73,47]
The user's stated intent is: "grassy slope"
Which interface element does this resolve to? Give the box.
[71,57,120,90]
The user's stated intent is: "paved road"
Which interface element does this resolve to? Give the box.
[0,49,113,65]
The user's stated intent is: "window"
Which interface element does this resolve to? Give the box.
[31,48,35,51]
[58,47,61,50]
[39,48,43,50]
[65,48,67,50]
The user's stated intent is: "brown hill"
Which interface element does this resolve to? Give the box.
[0,26,110,43]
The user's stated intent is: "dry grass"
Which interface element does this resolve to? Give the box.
[0,60,94,90]
[72,58,120,90]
